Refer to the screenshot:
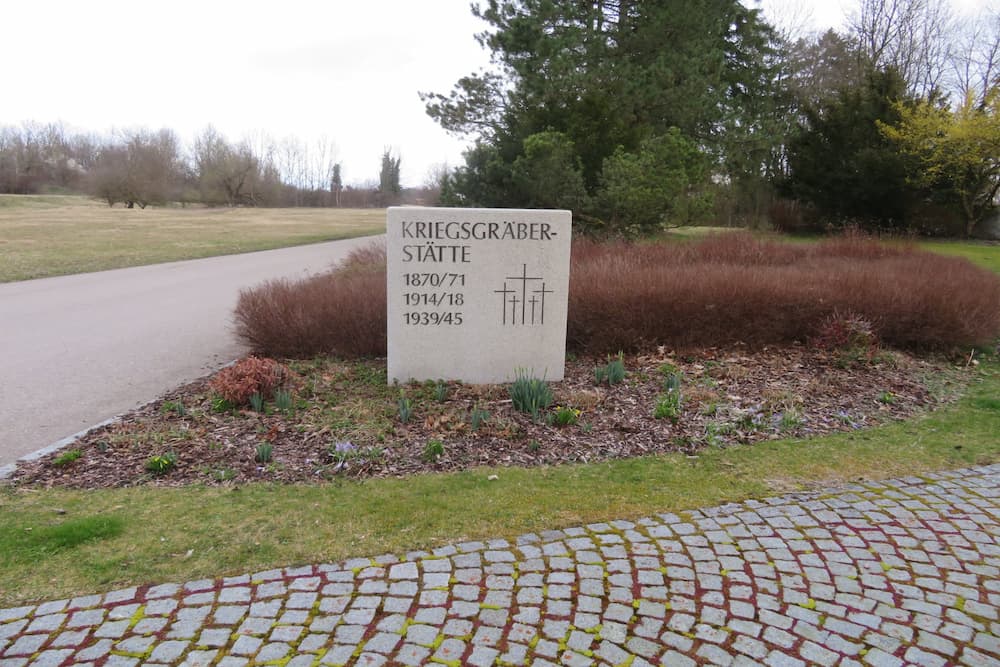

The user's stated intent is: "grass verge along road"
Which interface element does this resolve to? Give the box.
[0,195,385,283]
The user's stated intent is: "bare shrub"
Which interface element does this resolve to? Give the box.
[812,311,879,352]
[209,357,288,405]
[235,233,1000,358]
[767,199,819,234]
[234,242,386,358]
[340,241,386,272]
[568,233,1000,353]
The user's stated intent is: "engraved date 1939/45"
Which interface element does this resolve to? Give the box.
[404,312,464,326]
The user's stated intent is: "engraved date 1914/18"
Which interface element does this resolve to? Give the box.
[404,292,464,307]
[404,312,464,326]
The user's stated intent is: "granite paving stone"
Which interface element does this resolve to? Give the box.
[2,464,999,665]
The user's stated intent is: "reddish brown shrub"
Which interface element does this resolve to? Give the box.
[811,311,879,352]
[234,234,1000,358]
[767,199,817,234]
[209,356,289,405]
[340,242,387,272]
[568,233,1000,353]
[234,242,386,358]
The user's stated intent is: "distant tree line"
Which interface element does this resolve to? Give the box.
[0,125,432,208]
[424,0,999,237]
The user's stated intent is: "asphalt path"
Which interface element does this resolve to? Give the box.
[0,235,382,471]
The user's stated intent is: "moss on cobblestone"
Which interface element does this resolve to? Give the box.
[125,604,144,630]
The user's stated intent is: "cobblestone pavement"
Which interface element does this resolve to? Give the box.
[2,465,998,667]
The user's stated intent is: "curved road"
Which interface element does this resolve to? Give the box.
[0,235,382,471]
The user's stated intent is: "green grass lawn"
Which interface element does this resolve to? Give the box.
[1,352,998,606]
[0,195,385,283]
[919,239,1000,273]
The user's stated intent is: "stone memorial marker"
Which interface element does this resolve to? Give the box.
[387,206,572,384]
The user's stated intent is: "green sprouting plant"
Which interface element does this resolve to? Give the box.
[273,388,294,413]
[422,439,445,462]
[701,401,719,416]
[469,406,490,431]
[248,392,265,413]
[167,427,192,442]
[659,361,684,392]
[211,396,234,413]
[653,392,682,423]
[52,449,82,467]
[145,452,177,475]
[658,361,679,377]
[433,380,449,402]
[329,441,357,464]
[779,409,803,431]
[363,446,385,462]
[736,409,765,431]
[836,410,857,427]
[608,353,626,384]
[595,353,626,386]
[510,370,553,418]
[213,467,236,482]
[255,442,273,464]
[878,391,896,405]
[160,400,187,416]
[550,405,581,427]
[95,440,110,453]
[703,422,729,447]
[528,439,541,452]
[397,397,413,423]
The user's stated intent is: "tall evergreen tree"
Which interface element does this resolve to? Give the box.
[378,150,401,195]
[423,0,784,231]
[781,67,917,228]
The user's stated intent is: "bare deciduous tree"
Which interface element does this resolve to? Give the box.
[949,5,1000,107]
[786,29,865,109]
[86,128,184,208]
[193,127,262,207]
[849,0,954,98]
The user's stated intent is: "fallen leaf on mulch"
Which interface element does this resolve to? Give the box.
[9,344,969,489]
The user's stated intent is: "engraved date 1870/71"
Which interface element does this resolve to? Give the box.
[403,272,465,288]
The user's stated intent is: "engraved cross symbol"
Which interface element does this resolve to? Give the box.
[493,283,516,325]
[496,264,549,325]
[532,283,553,325]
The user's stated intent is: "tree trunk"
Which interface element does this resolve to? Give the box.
[962,194,977,238]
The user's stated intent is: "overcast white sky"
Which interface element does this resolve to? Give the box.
[0,0,986,187]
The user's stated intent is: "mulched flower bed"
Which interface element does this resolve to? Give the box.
[10,345,967,489]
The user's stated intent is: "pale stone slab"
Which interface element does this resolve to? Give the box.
[387,207,571,384]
